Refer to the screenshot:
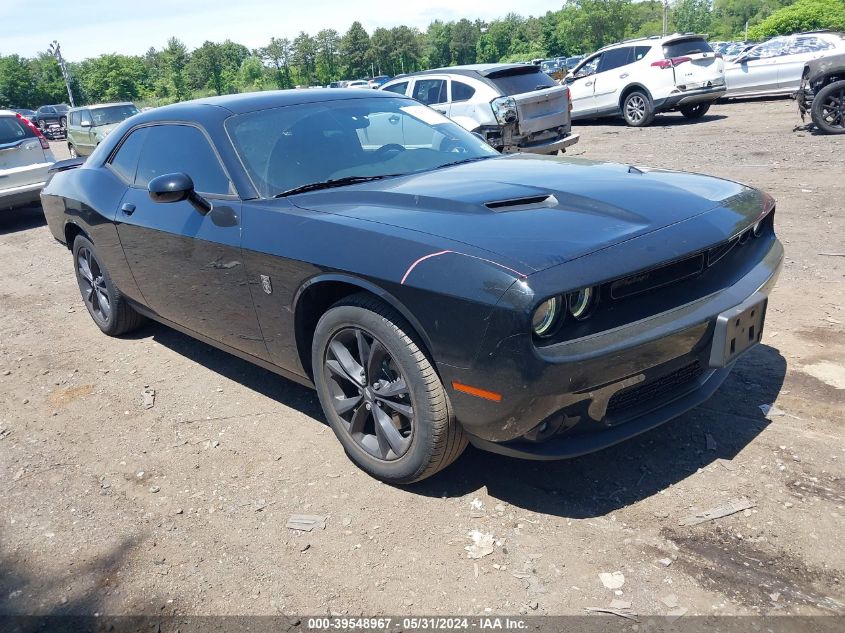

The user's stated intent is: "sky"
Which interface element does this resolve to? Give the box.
[2,0,560,61]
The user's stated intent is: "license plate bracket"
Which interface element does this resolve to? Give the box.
[709,292,768,368]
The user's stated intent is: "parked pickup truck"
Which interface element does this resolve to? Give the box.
[380,64,579,154]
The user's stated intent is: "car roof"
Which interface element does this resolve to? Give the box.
[131,89,399,120]
[595,32,708,53]
[400,63,538,79]
[70,102,136,111]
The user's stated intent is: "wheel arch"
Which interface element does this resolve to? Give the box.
[292,273,437,380]
[64,221,90,251]
[619,83,654,111]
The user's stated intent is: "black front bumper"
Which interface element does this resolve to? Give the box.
[443,237,783,460]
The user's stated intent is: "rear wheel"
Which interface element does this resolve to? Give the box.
[312,294,467,484]
[680,103,711,119]
[622,90,654,127]
[811,80,845,134]
[72,235,145,336]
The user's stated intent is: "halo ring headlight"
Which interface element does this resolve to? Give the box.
[567,287,596,321]
[532,297,562,337]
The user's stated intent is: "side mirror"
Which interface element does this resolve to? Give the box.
[80,120,91,128]
[148,172,212,215]
[564,75,576,84]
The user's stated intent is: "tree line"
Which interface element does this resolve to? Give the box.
[1,0,843,109]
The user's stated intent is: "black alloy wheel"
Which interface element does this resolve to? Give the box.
[76,243,112,326]
[811,80,845,134]
[324,327,414,461]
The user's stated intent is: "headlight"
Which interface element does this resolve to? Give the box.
[531,297,562,337]
[491,97,518,125]
[567,287,596,320]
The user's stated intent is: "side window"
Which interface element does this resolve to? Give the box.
[749,38,787,59]
[69,111,79,126]
[108,127,149,183]
[576,55,601,77]
[451,80,475,102]
[791,36,832,54]
[383,81,408,95]
[134,125,232,195]
[634,46,651,62]
[413,79,447,105]
[598,47,633,72]
[81,110,92,125]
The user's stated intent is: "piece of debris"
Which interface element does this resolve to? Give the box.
[465,530,495,559]
[286,515,327,532]
[254,500,275,512]
[342,517,352,527]
[759,404,785,418]
[469,497,485,518]
[653,510,670,519]
[770,592,781,602]
[149,485,160,493]
[584,607,639,622]
[661,594,678,609]
[705,433,717,451]
[13,468,24,481]
[300,543,311,552]
[527,600,539,611]
[610,599,631,610]
[666,606,688,621]
[142,387,156,409]
[598,571,625,590]
[658,557,673,567]
[818,252,845,257]
[680,497,756,526]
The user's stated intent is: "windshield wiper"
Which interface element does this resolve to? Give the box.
[274,174,404,198]
[432,155,496,171]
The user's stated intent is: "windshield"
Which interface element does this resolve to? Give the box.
[55,104,70,112]
[90,104,139,126]
[663,38,713,58]
[225,96,498,198]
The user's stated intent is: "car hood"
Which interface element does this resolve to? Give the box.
[805,53,845,83]
[291,154,759,273]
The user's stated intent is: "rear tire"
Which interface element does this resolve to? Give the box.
[72,235,145,337]
[680,103,711,119]
[622,90,654,127]
[68,144,78,158]
[312,293,467,484]
[811,80,845,134]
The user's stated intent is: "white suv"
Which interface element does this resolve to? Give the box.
[567,34,726,127]
[380,64,579,154]
[0,111,56,211]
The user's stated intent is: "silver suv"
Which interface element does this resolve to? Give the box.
[381,64,579,154]
[0,110,56,211]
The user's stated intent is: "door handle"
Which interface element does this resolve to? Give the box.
[120,202,136,216]
[585,81,593,87]
[434,108,446,114]
[619,73,629,79]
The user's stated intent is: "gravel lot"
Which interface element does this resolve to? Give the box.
[1,98,843,622]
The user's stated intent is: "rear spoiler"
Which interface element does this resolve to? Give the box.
[48,157,84,173]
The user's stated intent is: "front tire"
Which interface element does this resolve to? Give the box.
[72,235,145,336]
[680,103,711,119]
[312,294,467,484]
[811,80,845,134]
[622,90,654,127]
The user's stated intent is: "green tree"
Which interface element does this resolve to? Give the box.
[0,55,37,108]
[450,19,480,65]
[748,0,845,38]
[672,0,714,32]
[292,31,317,85]
[160,37,190,101]
[315,29,341,84]
[370,27,394,76]
[260,37,293,89]
[238,56,265,92]
[425,21,453,67]
[187,41,225,94]
[77,54,149,102]
[340,21,371,78]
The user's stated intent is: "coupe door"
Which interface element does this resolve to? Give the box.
[411,76,450,115]
[593,47,634,114]
[567,54,601,117]
[112,124,269,360]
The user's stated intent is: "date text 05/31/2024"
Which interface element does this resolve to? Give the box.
[306,617,529,630]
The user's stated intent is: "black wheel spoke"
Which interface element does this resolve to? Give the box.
[348,402,370,435]
[376,396,413,419]
[333,393,362,415]
[329,339,365,386]
[376,377,407,398]
[373,404,409,457]
[366,340,388,384]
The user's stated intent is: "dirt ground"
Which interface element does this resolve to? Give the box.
[1,98,843,623]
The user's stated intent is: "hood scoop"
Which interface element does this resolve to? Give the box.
[485,194,557,212]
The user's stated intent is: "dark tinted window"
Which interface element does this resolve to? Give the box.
[134,125,232,195]
[663,38,713,58]
[108,127,148,183]
[69,111,80,126]
[487,67,556,95]
[413,79,447,105]
[383,81,408,95]
[451,80,475,102]
[598,47,633,72]
[90,104,140,126]
[634,46,651,61]
[0,117,34,145]
[40,107,55,114]
[55,105,70,112]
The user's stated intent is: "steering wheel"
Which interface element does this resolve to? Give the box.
[374,143,406,161]
[439,138,469,154]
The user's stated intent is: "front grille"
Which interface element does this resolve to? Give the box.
[606,360,704,418]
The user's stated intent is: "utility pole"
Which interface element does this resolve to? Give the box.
[662,0,669,37]
[744,21,749,42]
[47,40,75,107]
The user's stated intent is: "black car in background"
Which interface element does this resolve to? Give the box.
[32,104,70,130]
[41,90,783,483]
[798,53,845,134]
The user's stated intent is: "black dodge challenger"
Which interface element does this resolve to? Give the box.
[41,89,783,483]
